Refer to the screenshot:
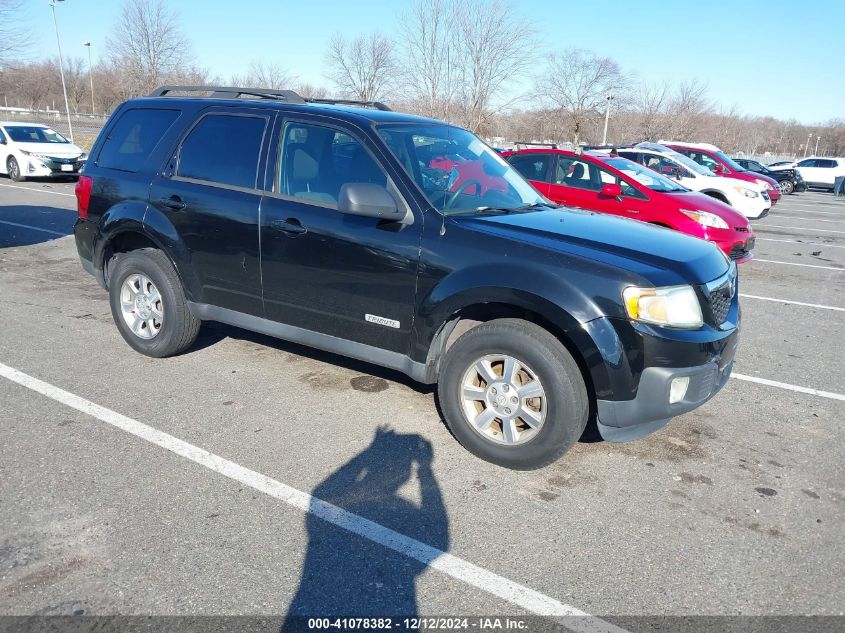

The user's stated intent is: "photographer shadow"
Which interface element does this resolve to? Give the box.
[282,427,449,631]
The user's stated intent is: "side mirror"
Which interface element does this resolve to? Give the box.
[600,183,623,199]
[0,136,6,145]
[338,183,405,221]
[712,163,727,175]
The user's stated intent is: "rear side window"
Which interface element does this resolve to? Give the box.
[508,154,551,182]
[177,114,268,189]
[97,108,180,172]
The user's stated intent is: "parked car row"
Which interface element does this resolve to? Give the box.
[503,146,755,262]
[0,121,86,181]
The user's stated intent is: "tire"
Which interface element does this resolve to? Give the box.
[108,248,200,358]
[779,179,794,195]
[437,318,588,470]
[7,156,24,182]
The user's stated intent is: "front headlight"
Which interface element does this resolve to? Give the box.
[734,185,758,198]
[680,209,729,229]
[20,150,51,159]
[623,285,703,329]
[755,178,773,190]
[77,152,87,161]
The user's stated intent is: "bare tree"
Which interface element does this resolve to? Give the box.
[0,0,29,69]
[231,60,293,89]
[324,32,395,102]
[631,80,671,141]
[398,0,458,120]
[665,79,711,140]
[538,48,627,145]
[453,0,534,133]
[106,0,190,94]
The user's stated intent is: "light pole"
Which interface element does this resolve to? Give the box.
[804,133,812,158]
[49,0,74,143]
[601,93,614,146]
[84,41,95,115]
[814,135,821,156]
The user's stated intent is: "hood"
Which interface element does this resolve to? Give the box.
[14,141,84,157]
[662,190,750,229]
[727,170,776,189]
[452,208,730,286]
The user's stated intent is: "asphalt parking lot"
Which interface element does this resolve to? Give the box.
[1,179,843,631]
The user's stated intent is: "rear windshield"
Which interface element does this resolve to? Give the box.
[604,157,688,192]
[5,126,69,144]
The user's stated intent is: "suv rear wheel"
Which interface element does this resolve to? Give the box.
[108,248,200,357]
[438,318,588,470]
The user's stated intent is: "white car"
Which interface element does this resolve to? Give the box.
[613,143,771,219]
[793,157,845,190]
[0,121,86,182]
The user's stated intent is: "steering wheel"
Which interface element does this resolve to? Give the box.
[445,179,482,209]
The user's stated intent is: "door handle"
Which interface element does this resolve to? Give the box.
[271,218,307,236]
[161,196,186,211]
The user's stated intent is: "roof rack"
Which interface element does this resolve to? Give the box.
[514,141,558,149]
[148,86,393,111]
[149,85,307,104]
[581,143,636,151]
[306,98,392,111]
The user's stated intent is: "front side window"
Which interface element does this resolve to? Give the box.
[378,123,543,214]
[554,156,601,191]
[177,114,267,189]
[4,125,70,144]
[682,150,721,172]
[508,154,552,182]
[797,159,817,168]
[277,122,387,207]
[98,108,180,172]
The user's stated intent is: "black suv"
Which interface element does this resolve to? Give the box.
[733,158,805,195]
[74,86,739,470]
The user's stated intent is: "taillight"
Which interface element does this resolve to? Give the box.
[75,175,92,220]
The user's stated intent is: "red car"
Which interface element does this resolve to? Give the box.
[504,149,755,262]
[662,142,781,205]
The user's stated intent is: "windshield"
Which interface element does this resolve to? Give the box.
[377,123,544,215]
[605,157,688,192]
[715,150,746,172]
[4,126,70,144]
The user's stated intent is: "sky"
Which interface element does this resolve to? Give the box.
[17,0,845,124]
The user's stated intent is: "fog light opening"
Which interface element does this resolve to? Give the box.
[669,376,690,404]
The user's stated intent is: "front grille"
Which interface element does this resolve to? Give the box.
[735,226,749,233]
[709,281,733,324]
[728,237,754,260]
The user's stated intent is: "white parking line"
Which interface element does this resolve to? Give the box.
[0,362,626,633]
[778,208,844,215]
[0,182,75,197]
[757,238,845,249]
[772,215,845,224]
[752,258,844,271]
[762,224,845,235]
[0,219,69,237]
[733,373,845,402]
[739,293,845,312]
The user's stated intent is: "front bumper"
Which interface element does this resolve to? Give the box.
[582,282,740,442]
[596,359,733,441]
[22,155,83,177]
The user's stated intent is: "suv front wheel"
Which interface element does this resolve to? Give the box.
[108,248,200,357]
[438,318,588,470]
